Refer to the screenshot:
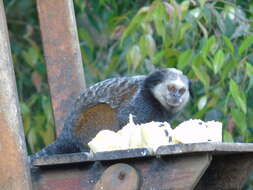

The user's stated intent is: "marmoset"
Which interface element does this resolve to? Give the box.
[31,68,192,158]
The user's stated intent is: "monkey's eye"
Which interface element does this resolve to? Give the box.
[179,88,186,94]
[168,85,176,92]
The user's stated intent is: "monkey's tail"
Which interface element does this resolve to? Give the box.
[29,139,81,163]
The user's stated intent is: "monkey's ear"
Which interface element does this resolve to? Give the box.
[189,80,194,98]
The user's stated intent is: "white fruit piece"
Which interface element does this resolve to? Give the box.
[172,119,222,144]
[206,121,222,142]
[88,130,128,153]
[141,121,173,151]
[117,114,143,149]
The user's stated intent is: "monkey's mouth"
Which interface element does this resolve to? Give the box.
[166,98,182,107]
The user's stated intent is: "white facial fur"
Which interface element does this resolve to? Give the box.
[151,71,190,112]
[167,68,183,75]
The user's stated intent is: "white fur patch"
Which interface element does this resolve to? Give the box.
[167,68,183,75]
[151,72,189,111]
[151,82,168,109]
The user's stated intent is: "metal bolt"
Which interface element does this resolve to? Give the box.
[118,171,126,180]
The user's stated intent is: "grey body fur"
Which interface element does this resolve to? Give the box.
[31,68,191,160]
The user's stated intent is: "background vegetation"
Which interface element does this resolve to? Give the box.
[3,0,253,188]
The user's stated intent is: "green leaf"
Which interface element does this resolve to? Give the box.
[179,22,191,42]
[192,56,210,92]
[213,50,225,74]
[180,0,190,12]
[246,62,253,77]
[22,47,39,68]
[78,28,95,49]
[20,103,31,135]
[197,21,208,39]
[126,45,142,72]
[202,36,215,57]
[246,62,253,92]
[238,34,253,56]
[139,34,156,57]
[177,50,193,70]
[222,35,234,55]
[223,130,234,142]
[231,109,247,136]
[199,0,207,6]
[202,56,212,69]
[27,94,39,107]
[229,79,247,113]
[150,50,166,65]
[152,1,167,39]
[198,96,208,110]
[223,93,231,114]
[120,12,147,44]
[220,59,237,82]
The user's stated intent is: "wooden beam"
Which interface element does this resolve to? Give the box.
[31,153,211,190]
[0,0,32,189]
[195,153,253,189]
[37,0,86,135]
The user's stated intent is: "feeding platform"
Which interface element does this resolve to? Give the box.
[31,142,253,190]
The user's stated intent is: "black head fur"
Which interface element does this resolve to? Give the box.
[188,80,194,98]
[143,69,168,90]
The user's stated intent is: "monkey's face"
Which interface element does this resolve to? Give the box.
[151,73,190,112]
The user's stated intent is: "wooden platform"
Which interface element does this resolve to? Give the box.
[31,142,253,190]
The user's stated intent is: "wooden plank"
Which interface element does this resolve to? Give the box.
[195,153,253,190]
[0,0,32,189]
[31,143,253,167]
[31,152,93,166]
[137,153,211,190]
[157,142,253,155]
[31,153,211,190]
[31,143,253,189]
[37,0,86,134]
[32,148,152,166]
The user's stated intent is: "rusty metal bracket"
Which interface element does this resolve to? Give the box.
[37,0,86,134]
[0,0,32,189]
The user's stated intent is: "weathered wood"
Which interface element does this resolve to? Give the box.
[37,0,86,134]
[32,152,93,166]
[157,142,253,155]
[137,153,211,190]
[32,148,152,166]
[195,153,253,190]
[31,152,211,190]
[0,1,32,189]
[31,143,253,189]
[32,143,253,167]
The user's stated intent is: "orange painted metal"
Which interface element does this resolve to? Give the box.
[37,0,86,135]
[0,0,32,189]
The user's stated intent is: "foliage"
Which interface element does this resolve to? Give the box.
[119,0,253,144]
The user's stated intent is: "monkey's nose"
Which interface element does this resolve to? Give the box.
[171,91,181,98]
